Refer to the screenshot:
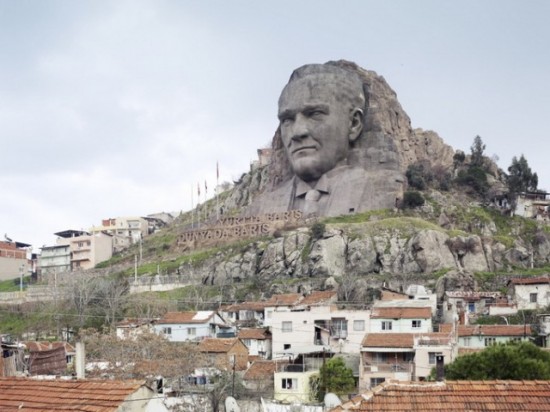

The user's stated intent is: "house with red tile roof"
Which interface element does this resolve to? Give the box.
[457,324,532,350]
[370,306,432,334]
[0,377,162,411]
[238,327,272,359]
[360,332,455,390]
[220,301,271,327]
[198,337,249,371]
[153,311,233,342]
[243,359,289,396]
[332,379,550,411]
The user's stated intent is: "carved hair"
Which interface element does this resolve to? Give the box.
[282,63,367,114]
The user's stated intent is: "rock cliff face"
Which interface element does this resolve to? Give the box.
[180,207,550,300]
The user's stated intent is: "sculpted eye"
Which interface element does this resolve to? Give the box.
[280,117,292,126]
[308,109,326,119]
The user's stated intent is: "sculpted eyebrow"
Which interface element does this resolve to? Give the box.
[278,109,295,120]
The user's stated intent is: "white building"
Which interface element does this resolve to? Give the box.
[271,304,370,357]
[153,311,233,342]
[508,276,550,310]
[238,328,272,359]
[369,306,432,334]
[457,324,532,349]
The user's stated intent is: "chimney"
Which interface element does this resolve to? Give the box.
[75,342,85,379]
[435,354,445,382]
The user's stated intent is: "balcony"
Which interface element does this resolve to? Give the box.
[364,363,413,373]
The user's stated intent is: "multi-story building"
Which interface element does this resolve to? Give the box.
[271,303,370,356]
[89,217,149,252]
[0,240,31,282]
[359,332,455,389]
[53,230,113,271]
[38,245,71,278]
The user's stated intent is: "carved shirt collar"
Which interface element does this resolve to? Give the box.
[294,165,352,198]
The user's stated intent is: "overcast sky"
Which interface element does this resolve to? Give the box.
[2,0,549,250]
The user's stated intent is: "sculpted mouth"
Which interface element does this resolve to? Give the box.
[291,146,317,155]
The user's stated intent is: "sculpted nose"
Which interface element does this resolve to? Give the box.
[289,114,309,141]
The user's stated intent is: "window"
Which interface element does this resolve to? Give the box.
[381,321,392,331]
[402,352,414,362]
[283,344,291,350]
[372,353,388,364]
[530,293,538,303]
[281,378,297,390]
[411,320,422,329]
[282,321,292,332]
[162,327,172,335]
[468,303,475,313]
[370,377,385,387]
[242,339,252,346]
[331,318,348,338]
[485,337,496,346]
[429,352,442,365]
[463,337,471,347]
[187,327,196,336]
[353,320,365,331]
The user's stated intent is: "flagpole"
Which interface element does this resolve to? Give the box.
[190,184,194,229]
[204,180,208,223]
[197,182,201,228]
[216,161,220,222]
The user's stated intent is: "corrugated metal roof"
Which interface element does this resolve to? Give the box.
[0,377,149,411]
[331,380,550,411]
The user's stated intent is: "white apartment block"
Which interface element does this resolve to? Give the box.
[271,305,370,357]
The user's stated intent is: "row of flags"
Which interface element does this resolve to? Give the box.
[195,161,219,198]
[191,162,220,226]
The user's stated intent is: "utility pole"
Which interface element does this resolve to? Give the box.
[19,264,24,295]
[231,354,236,397]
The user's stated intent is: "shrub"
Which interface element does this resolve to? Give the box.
[402,191,425,209]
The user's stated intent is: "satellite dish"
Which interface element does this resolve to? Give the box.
[324,392,342,408]
[225,396,241,412]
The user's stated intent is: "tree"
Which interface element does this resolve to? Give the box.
[507,154,538,195]
[443,342,550,380]
[79,328,202,380]
[314,357,356,401]
[401,191,425,209]
[470,135,486,168]
[406,163,430,190]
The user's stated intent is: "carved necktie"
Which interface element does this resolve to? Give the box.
[304,189,322,216]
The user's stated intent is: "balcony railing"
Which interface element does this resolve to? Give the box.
[364,363,413,373]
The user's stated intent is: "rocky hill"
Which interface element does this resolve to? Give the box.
[108,61,550,305]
